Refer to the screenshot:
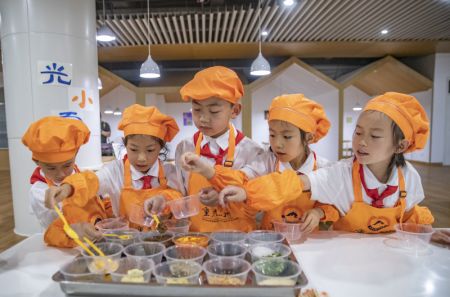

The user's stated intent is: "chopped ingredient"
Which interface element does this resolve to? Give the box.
[207,275,245,285]
[174,235,209,247]
[121,269,145,283]
[255,259,287,276]
[88,258,119,274]
[252,246,282,258]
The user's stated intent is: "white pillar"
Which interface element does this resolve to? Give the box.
[0,0,101,235]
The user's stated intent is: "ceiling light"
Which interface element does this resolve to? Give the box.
[113,108,122,116]
[283,0,295,6]
[250,0,271,76]
[262,30,268,36]
[381,29,388,35]
[97,77,103,90]
[96,0,116,42]
[140,0,160,79]
[353,103,362,111]
[104,107,113,114]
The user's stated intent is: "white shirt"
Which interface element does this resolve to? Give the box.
[307,158,425,215]
[175,124,265,195]
[96,159,181,217]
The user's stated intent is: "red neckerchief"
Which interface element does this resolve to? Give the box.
[193,130,245,165]
[359,164,398,208]
[30,167,46,184]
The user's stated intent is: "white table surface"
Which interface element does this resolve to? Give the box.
[1,232,449,297]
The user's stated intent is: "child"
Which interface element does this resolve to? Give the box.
[22,116,108,247]
[176,66,264,232]
[182,94,339,233]
[46,105,183,231]
[223,92,434,233]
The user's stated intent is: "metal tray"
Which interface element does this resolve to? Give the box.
[53,241,308,297]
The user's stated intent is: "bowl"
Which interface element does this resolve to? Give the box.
[95,218,129,233]
[173,232,210,248]
[140,231,174,247]
[211,230,247,244]
[153,260,202,285]
[252,259,301,286]
[207,242,247,259]
[272,220,303,241]
[102,228,140,246]
[110,257,154,283]
[164,244,207,264]
[249,243,291,263]
[164,219,191,234]
[203,258,251,286]
[394,223,434,251]
[81,242,123,274]
[60,258,103,281]
[123,242,165,264]
[247,230,285,245]
[167,195,201,219]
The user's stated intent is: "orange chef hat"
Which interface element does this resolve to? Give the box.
[268,94,330,143]
[180,66,244,104]
[118,104,179,142]
[22,116,90,163]
[363,92,429,153]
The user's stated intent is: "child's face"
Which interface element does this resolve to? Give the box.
[126,135,162,173]
[191,97,241,137]
[269,120,306,164]
[352,111,397,165]
[36,158,76,184]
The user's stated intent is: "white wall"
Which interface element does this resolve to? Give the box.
[343,86,371,142]
[251,63,340,161]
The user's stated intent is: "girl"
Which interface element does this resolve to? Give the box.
[182,94,339,233]
[46,104,183,231]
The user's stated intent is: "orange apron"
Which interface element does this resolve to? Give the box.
[260,157,318,230]
[188,125,257,232]
[119,158,168,231]
[333,159,406,233]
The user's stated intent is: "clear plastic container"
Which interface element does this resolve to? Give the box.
[110,257,154,283]
[173,232,210,248]
[153,260,202,285]
[252,259,301,286]
[249,243,292,263]
[164,244,207,264]
[211,230,247,244]
[207,242,247,259]
[203,258,251,286]
[60,258,103,281]
[95,217,129,233]
[394,223,434,252]
[164,219,191,234]
[123,242,165,264]
[81,242,123,274]
[247,230,285,245]
[167,195,201,219]
[272,220,303,241]
[102,228,140,246]
[140,231,174,247]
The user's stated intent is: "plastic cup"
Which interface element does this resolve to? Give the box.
[249,243,291,263]
[173,232,210,248]
[207,242,247,259]
[102,228,140,246]
[394,223,434,252]
[81,242,123,274]
[140,231,174,247]
[164,244,207,264]
[272,220,303,241]
[247,230,285,245]
[123,242,165,264]
[203,258,251,286]
[60,258,103,281]
[110,257,154,283]
[164,219,191,234]
[95,217,129,233]
[153,260,202,285]
[167,195,201,219]
[252,258,301,286]
[211,230,247,244]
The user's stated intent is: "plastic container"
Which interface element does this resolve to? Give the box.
[203,258,251,286]
[123,242,165,264]
[167,195,200,219]
[249,243,292,263]
[164,244,207,264]
[207,242,247,259]
[95,217,129,233]
[110,257,154,283]
[102,228,140,246]
[173,232,210,248]
[272,220,303,241]
[81,242,123,274]
[140,231,174,247]
[153,260,202,285]
[394,223,434,251]
[247,230,285,245]
[60,258,103,281]
[164,219,191,234]
[211,230,247,244]
[252,259,301,286]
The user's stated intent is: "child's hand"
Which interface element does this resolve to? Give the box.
[70,222,102,241]
[199,187,219,207]
[45,184,73,209]
[218,185,247,208]
[431,229,450,246]
[300,208,324,234]
[180,152,215,179]
[144,195,167,216]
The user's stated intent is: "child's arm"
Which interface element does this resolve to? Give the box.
[29,183,59,229]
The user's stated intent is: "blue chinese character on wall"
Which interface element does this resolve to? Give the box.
[59,111,81,120]
[40,63,72,85]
